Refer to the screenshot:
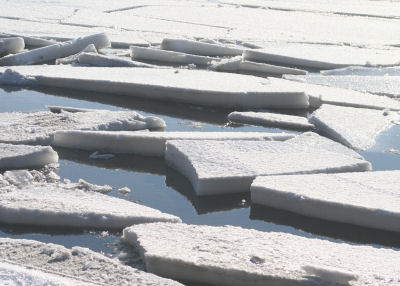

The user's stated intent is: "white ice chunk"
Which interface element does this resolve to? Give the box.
[0,33,56,48]
[0,238,183,286]
[118,186,131,195]
[0,143,58,169]
[321,66,400,76]
[228,111,314,130]
[76,178,113,194]
[165,139,370,195]
[0,37,24,56]
[0,65,310,109]
[123,223,399,286]
[302,265,358,285]
[78,52,155,67]
[0,181,181,228]
[161,38,242,57]
[309,105,398,150]
[2,170,34,187]
[0,109,165,145]
[0,33,110,66]
[251,171,400,232]
[53,131,294,157]
[131,46,217,66]
[55,44,97,65]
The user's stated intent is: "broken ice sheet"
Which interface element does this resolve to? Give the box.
[0,37,25,56]
[251,171,400,232]
[123,223,400,286]
[0,109,165,145]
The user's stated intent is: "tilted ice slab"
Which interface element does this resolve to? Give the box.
[0,180,181,228]
[0,143,58,169]
[0,262,94,286]
[55,44,98,65]
[0,65,309,109]
[53,131,294,156]
[0,37,24,56]
[123,223,400,286]
[161,38,242,57]
[309,104,399,150]
[130,46,217,66]
[0,109,165,145]
[0,33,110,66]
[0,32,57,48]
[321,66,400,76]
[78,52,155,68]
[286,74,400,99]
[243,44,400,70]
[165,139,370,195]
[251,171,400,232]
[0,238,183,286]
[212,56,307,76]
[228,111,314,131]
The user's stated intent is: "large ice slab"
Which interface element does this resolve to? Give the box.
[123,223,400,286]
[0,238,183,286]
[0,180,181,228]
[228,111,314,131]
[0,109,165,145]
[0,143,58,169]
[165,139,370,195]
[0,37,24,56]
[54,131,294,156]
[251,171,400,232]
[309,104,399,150]
[78,52,155,67]
[55,44,98,65]
[0,65,309,109]
[0,33,110,66]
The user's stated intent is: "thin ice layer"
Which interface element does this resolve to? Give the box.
[251,171,400,232]
[0,238,183,286]
[0,109,165,145]
[123,223,400,286]
[228,111,314,131]
[0,181,181,228]
[0,65,309,109]
[53,131,294,156]
[0,143,58,169]
[309,104,398,150]
[165,139,370,195]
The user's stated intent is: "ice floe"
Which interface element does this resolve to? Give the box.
[0,238,183,286]
[0,33,110,66]
[0,37,24,56]
[53,131,294,156]
[78,52,155,67]
[55,44,98,65]
[123,223,400,286]
[0,109,165,145]
[0,65,310,109]
[309,104,399,150]
[251,170,400,232]
[165,139,370,195]
[228,111,314,131]
[0,143,58,170]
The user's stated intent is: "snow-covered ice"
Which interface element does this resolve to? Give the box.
[228,111,314,131]
[0,37,24,56]
[0,65,310,109]
[78,52,155,67]
[0,238,183,286]
[165,139,370,195]
[55,44,97,65]
[321,66,400,76]
[53,131,294,156]
[309,104,399,150]
[251,171,400,232]
[0,143,58,170]
[123,223,400,286]
[0,33,57,48]
[0,109,165,145]
[0,33,110,66]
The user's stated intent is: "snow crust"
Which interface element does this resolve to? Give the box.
[0,33,110,66]
[0,37,25,56]
[228,111,314,131]
[123,223,400,286]
[53,131,294,156]
[0,143,58,170]
[0,109,165,145]
[165,139,371,195]
[251,171,400,232]
[309,104,398,150]
[0,238,183,286]
[0,65,310,109]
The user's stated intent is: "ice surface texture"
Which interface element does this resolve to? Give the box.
[0,109,165,145]
[251,171,400,232]
[53,131,294,156]
[123,223,400,286]
[0,238,183,286]
[0,143,58,169]
[165,137,370,195]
